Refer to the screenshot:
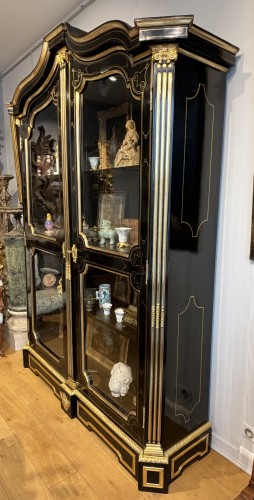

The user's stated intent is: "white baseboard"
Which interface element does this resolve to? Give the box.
[211,432,253,475]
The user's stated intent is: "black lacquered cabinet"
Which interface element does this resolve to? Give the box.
[8,16,238,493]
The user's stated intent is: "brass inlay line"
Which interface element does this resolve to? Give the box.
[155,304,160,329]
[181,83,214,237]
[140,423,211,465]
[29,250,35,336]
[28,94,53,130]
[28,355,61,400]
[9,115,22,203]
[80,275,85,373]
[148,49,175,445]
[175,296,204,422]
[166,422,211,458]
[157,65,174,442]
[24,138,31,231]
[68,21,139,45]
[81,379,130,422]
[171,434,209,479]
[59,59,73,379]
[18,60,59,121]
[75,89,82,236]
[143,466,164,489]
[151,305,156,328]
[72,45,125,64]
[154,68,167,443]
[26,346,66,383]
[148,66,161,443]
[77,395,142,454]
[7,41,50,110]
[28,229,57,242]
[77,401,137,474]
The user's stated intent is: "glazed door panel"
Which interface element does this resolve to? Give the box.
[23,75,64,241]
[27,246,67,372]
[22,56,74,378]
[77,73,141,257]
[80,265,138,416]
[72,56,151,439]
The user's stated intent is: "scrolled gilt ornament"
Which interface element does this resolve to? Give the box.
[153,46,178,66]
[56,49,69,68]
[131,63,149,93]
[72,68,84,89]
[60,391,71,412]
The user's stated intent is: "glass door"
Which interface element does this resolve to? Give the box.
[77,73,140,257]
[75,68,144,424]
[24,62,72,376]
[26,89,64,241]
[28,247,67,365]
[81,265,139,416]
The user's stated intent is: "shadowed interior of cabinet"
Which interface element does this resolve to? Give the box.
[38,313,65,359]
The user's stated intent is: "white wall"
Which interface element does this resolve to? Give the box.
[2,0,254,474]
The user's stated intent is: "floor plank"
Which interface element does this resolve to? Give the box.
[49,472,101,499]
[0,386,77,488]
[0,480,9,500]
[0,349,250,499]
[0,413,18,452]
[0,442,54,499]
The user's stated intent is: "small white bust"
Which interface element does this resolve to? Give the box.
[0,312,3,324]
[109,362,132,398]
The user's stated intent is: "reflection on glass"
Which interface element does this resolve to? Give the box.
[34,249,66,359]
[80,75,141,255]
[83,267,138,415]
[29,103,63,237]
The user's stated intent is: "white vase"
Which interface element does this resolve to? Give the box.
[115,227,131,244]
[88,156,99,169]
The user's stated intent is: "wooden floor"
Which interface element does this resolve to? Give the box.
[0,346,249,499]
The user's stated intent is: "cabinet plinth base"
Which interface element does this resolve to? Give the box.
[23,347,77,418]
[138,429,210,492]
[23,347,211,493]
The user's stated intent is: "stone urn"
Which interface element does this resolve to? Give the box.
[98,220,116,245]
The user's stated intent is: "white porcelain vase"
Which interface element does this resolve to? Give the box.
[88,156,99,169]
[115,227,131,244]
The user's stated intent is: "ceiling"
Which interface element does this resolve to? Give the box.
[0,0,89,75]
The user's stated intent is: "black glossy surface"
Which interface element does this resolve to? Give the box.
[163,56,227,447]
[11,17,237,479]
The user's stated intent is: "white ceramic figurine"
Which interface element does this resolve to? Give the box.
[109,362,132,397]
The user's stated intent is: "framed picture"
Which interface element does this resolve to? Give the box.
[97,192,125,228]
[86,315,129,371]
[98,103,129,168]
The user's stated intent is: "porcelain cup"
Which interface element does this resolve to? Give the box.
[114,307,124,323]
[88,156,99,169]
[102,302,112,316]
